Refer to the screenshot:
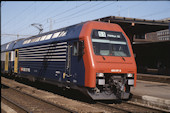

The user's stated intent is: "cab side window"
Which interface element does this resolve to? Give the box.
[72,42,78,56]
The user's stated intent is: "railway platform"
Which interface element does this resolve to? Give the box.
[131,79,170,112]
[137,73,170,84]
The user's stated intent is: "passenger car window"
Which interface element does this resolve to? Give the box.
[9,52,11,61]
[15,51,18,57]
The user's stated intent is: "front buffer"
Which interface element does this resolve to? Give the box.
[86,73,134,100]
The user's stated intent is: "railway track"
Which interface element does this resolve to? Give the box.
[1,76,167,113]
[1,76,105,112]
[1,94,31,113]
[95,101,163,113]
[1,84,77,113]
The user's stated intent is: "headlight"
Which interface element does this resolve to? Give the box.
[127,73,133,77]
[96,73,104,77]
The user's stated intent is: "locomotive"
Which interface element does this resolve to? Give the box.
[1,21,137,100]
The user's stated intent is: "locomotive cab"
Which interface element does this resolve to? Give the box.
[80,21,137,100]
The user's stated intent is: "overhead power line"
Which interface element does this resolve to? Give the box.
[49,1,117,27]
[41,1,112,31]
[52,2,102,22]
[10,2,90,38]
[45,1,89,22]
[138,8,170,19]
[38,1,89,26]
[3,2,35,27]
[1,34,32,37]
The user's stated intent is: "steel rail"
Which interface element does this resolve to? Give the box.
[96,102,131,113]
[1,95,32,113]
[123,101,165,112]
[2,83,78,113]
[97,101,163,113]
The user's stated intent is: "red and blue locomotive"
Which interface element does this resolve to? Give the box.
[1,21,137,100]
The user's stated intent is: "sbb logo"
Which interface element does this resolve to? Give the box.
[20,67,30,72]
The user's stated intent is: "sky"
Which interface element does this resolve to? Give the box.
[1,1,170,45]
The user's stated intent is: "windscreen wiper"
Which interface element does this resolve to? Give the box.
[102,55,106,60]
[115,52,126,61]
[121,56,126,61]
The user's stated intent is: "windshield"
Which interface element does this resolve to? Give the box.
[91,30,131,57]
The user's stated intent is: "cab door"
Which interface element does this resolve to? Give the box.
[65,41,85,85]
[14,49,18,73]
[65,44,71,80]
[5,52,9,72]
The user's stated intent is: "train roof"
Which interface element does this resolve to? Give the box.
[1,20,127,51]
[13,21,85,49]
[1,38,24,52]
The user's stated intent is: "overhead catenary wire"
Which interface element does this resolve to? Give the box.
[1,34,32,37]
[49,1,117,27]
[40,1,89,23]
[12,2,90,37]
[3,2,43,31]
[2,2,35,28]
[37,1,90,27]
[65,1,144,24]
[13,2,56,34]
[137,8,170,19]
[31,1,117,34]
[30,1,106,34]
[52,2,103,22]
[8,1,86,38]
[41,1,102,30]
[2,2,170,44]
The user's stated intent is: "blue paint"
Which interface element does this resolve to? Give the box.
[169,22,170,32]
[1,21,86,88]
[13,23,84,50]
[66,41,85,86]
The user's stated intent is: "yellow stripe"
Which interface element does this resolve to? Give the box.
[14,49,18,73]
[5,52,9,71]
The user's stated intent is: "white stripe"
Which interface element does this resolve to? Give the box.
[56,71,61,74]
[19,42,67,51]
[19,50,49,54]
[19,58,66,61]
[19,45,67,52]
[19,56,66,59]
[19,49,66,54]
[92,39,127,45]
[20,47,52,52]
[19,52,66,57]
[19,44,51,51]
[57,42,67,45]
[54,49,67,52]
[56,45,67,49]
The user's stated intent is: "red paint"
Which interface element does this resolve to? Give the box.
[79,21,137,88]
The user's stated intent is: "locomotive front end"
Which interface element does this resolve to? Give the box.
[81,21,137,100]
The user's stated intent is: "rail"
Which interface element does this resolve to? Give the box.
[1,95,32,113]
[1,84,77,113]
[96,101,163,113]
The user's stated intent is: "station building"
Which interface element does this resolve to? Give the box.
[94,16,170,75]
[144,18,170,41]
